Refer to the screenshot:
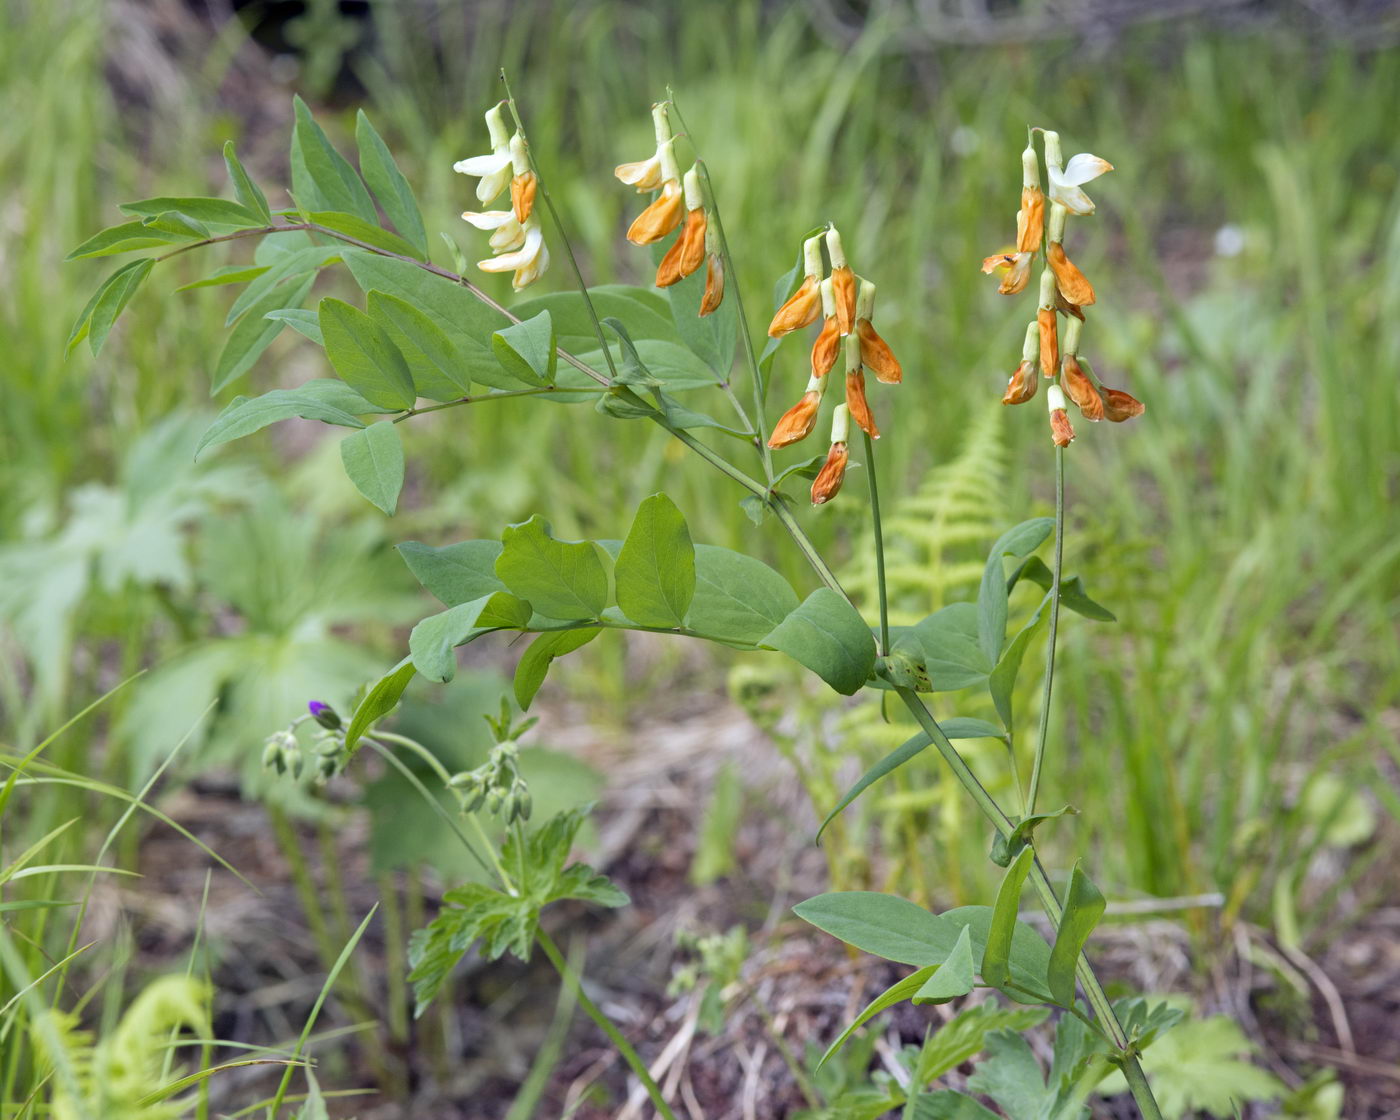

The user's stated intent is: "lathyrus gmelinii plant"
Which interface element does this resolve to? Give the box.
[71,79,1176,1117]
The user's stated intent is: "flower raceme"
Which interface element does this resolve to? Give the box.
[985,128,1142,444]
[766,226,901,502]
[616,102,725,315]
[456,109,549,290]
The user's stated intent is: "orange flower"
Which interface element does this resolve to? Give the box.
[768,385,823,448]
[811,404,851,504]
[627,180,683,245]
[811,442,849,505]
[625,136,684,245]
[655,201,707,288]
[1017,185,1045,254]
[510,171,537,224]
[854,279,900,384]
[846,372,878,439]
[811,284,840,377]
[1003,360,1038,405]
[1046,384,1075,447]
[1047,241,1095,306]
[1037,307,1058,377]
[827,227,857,335]
[700,251,724,316]
[1061,354,1103,420]
[843,334,878,438]
[1101,386,1145,423]
[768,235,825,336]
[1055,289,1085,321]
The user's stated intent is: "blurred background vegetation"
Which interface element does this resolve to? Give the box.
[2,0,1399,1115]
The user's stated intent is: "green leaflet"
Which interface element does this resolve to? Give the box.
[339,422,405,515]
[343,657,416,753]
[514,628,602,710]
[1047,861,1105,1007]
[495,517,609,622]
[318,297,416,410]
[760,587,876,695]
[613,493,695,628]
[355,110,428,258]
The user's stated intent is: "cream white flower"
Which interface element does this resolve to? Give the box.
[1043,131,1113,216]
[453,104,514,204]
[615,103,674,193]
[477,222,549,291]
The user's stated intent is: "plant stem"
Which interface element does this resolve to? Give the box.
[1120,1051,1164,1120]
[1027,445,1065,814]
[535,929,677,1120]
[391,385,597,421]
[863,431,891,655]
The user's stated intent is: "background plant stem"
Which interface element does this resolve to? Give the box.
[1027,444,1065,813]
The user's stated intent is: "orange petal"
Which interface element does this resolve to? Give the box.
[700,253,725,316]
[831,266,856,335]
[845,371,879,438]
[1055,290,1085,321]
[1002,359,1038,405]
[1037,308,1059,377]
[679,208,707,277]
[1016,186,1045,254]
[510,172,537,224]
[1061,355,1104,420]
[1101,386,1145,423]
[982,253,1014,275]
[858,319,901,384]
[768,274,821,337]
[654,208,707,288]
[1050,408,1075,448]
[1047,242,1096,306]
[811,442,849,505]
[626,181,684,245]
[811,316,840,377]
[767,390,821,448]
[998,252,1032,296]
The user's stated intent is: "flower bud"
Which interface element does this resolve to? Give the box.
[768,386,823,448]
[1061,354,1104,421]
[811,405,851,505]
[1036,307,1059,377]
[700,252,725,315]
[1047,383,1075,447]
[1047,241,1095,306]
[262,739,285,774]
[308,701,341,730]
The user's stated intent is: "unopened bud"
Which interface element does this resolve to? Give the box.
[262,740,284,774]
[308,701,341,730]
[803,234,824,279]
[651,101,672,144]
[824,226,847,270]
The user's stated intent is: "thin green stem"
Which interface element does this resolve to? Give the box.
[769,494,849,599]
[862,431,890,655]
[1120,1051,1165,1120]
[535,929,677,1120]
[1027,445,1065,814]
[392,385,596,421]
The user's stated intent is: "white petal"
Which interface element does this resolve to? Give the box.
[1061,153,1113,187]
[489,220,526,253]
[1049,176,1096,216]
[513,243,550,290]
[461,210,516,230]
[477,225,543,273]
[453,151,512,176]
[476,165,512,204]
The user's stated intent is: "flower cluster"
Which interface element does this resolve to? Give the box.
[448,740,532,823]
[983,130,1142,446]
[455,103,549,290]
[766,227,901,504]
[616,102,724,315]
